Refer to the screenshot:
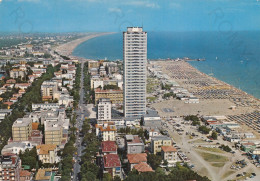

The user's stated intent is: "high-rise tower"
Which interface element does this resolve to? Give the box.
[123,27,147,118]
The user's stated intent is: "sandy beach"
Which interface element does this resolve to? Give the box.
[149,60,260,134]
[54,32,114,57]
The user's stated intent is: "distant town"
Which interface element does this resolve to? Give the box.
[0,28,259,181]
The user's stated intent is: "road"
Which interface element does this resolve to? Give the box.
[73,60,89,181]
[162,119,260,181]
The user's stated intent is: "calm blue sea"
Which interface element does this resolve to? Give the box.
[73,31,260,99]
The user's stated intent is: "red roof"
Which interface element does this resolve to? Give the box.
[20,170,31,177]
[103,154,121,168]
[127,153,147,164]
[101,141,117,153]
[161,146,177,152]
[133,162,154,172]
[4,102,13,106]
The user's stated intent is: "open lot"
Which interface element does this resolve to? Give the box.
[162,119,260,181]
[197,151,228,162]
[195,147,226,154]
[151,99,255,117]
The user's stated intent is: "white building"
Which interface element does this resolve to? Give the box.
[32,103,59,111]
[97,98,111,120]
[0,109,12,122]
[1,142,33,155]
[123,27,147,118]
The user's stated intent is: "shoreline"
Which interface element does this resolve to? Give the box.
[56,33,259,105]
[54,32,114,58]
[150,60,260,111]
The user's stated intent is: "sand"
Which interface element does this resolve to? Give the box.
[54,32,114,57]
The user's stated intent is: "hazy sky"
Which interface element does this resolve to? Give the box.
[0,0,259,33]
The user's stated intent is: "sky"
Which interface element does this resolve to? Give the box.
[0,0,259,33]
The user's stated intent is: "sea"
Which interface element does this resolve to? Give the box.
[73,31,260,99]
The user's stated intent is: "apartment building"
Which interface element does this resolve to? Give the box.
[10,69,26,79]
[103,154,122,179]
[97,98,111,121]
[0,154,21,181]
[151,136,172,154]
[96,123,116,141]
[125,135,145,154]
[41,81,58,100]
[123,27,147,118]
[44,121,63,146]
[12,118,32,142]
[36,144,59,164]
[161,146,178,164]
[88,60,100,69]
[95,88,123,104]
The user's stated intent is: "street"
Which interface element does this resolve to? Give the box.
[73,61,89,181]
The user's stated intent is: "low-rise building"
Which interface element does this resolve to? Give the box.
[19,170,32,181]
[144,128,161,140]
[35,168,54,181]
[103,154,122,179]
[101,141,117,155]
[133,162,153,173]
[96,123,116,141]
[32,103,59,111]
[126,135,145,154]
[88,60,100,69]
[1,142,32,155]
[10,69,26,79]
[141,110,161,129]
[161,146,178,164]
[151,136,172,154]
[127,153,147,171]
[36,144,59,164]
[0,109,12,122]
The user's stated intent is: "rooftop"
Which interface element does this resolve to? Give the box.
[13,118,31,127]
[133,162,154,173]
[161,146,177,152]
[36,144,57,155]
[127,153,147,164]
[103,154,121,168]
[151,136,171,141]
[101,141,117,153]
[35,168,53,181]
[20,170,31,177]
[126,135,143,144]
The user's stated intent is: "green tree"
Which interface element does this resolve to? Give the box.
[211,131,218,140]
[147,154,162,170]
[103,173,113,181]
[198,126,211,134]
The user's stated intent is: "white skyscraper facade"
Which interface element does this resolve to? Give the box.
[123,27,147,118]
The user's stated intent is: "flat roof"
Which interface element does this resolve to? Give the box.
[13,118,31,127]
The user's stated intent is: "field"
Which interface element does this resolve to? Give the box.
[197,151,229,162]
[147,96,157,102]
[195,147,226,154]
[147,77,160,93]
